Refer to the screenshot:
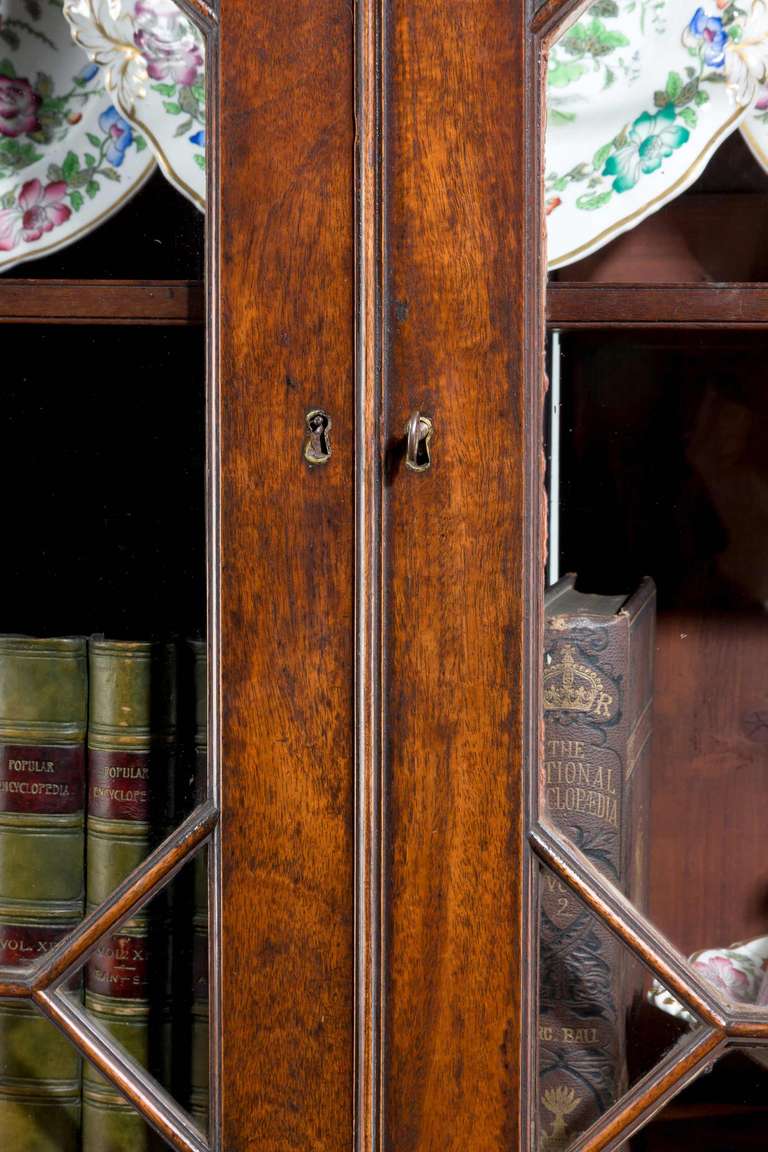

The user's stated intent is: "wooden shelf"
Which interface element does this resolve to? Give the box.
[547,283,768,329]
[0,280,204,325]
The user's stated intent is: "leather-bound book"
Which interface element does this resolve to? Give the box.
[188,639,209,1129]
[539,575,655,1150]
[0,635,87,1152]
[83,639,176,1152]
[169,638,209,1125]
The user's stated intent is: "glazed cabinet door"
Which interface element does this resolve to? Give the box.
[0,0,358,1149]
[363,0,768,1150]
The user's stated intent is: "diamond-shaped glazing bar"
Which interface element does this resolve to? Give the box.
[565,1028,725,1152]
[0,802,216,1000]
[34,985,209,1152]
[34,801,218,994]
[530,822,727,1028]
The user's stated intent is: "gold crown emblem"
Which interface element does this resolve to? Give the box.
[544,644,605,713]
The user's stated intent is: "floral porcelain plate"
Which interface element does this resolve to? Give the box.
[64,0,205,210]
[0,0,154,271]
[546,0,768,269]
[650,933,768,1068]
[650,933,768,1024]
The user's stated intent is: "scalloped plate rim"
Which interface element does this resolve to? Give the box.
[0,1,158,272]
[61,0,206,211]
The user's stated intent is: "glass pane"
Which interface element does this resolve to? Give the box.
[543,332,768,962]
[631,1050,768,1150]
[544,8,768,1139]
[76,848,209,1148]
[538,864,706,1152]
[0,0,212,1140]
[0,999,82,1152]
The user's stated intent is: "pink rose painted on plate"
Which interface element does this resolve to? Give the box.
[0,74,41,139]
[0,180,72,252]
[693,953,752,1000]
[133,0,203,86]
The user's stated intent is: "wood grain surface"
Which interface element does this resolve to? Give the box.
[382,2,528,1148]
[218,1,355,1148]
[0,281,202,324]
[650,613,768,957]
[548,284,768,329]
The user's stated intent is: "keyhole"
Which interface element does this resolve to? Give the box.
[405,413,433,473]
[304,409,332,465]
[413,426,431,470]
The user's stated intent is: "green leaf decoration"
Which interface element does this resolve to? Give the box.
[0,138,41,174]
[548,59,587,88]
[0,191,15,209]
[193,153,206,170]
[163,100,182,115]
[597,28,630,49]
[86,179,100,199]
[0,57,16,78]
[678,106,697,129]
[593,141,613,169]
[576,189,613,211]
[175,117,194,136]
[560,24,588,55]
[665,71,682,101]
[62,150,79,181]
[589,0,619,15]
[135,135,147,151]
[178,86,199,117]
[676,79,699,106]
[562,18,629,57]
[86,132,101,148]
[68,190,84,212]
[70,168,93,188]
[694,88,710,105]
[549,109,576,125]
[47,162,63,182]
[101,167,120,181]
[152,82,177,97]
[84,152,95,167]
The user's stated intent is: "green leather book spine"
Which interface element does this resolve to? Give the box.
[0,635,87,1152]
[83,639,176,1152]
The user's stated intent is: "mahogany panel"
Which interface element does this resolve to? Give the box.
[219,2,355,1150]
[383,1,528,1148]
[650,613,768,957]
[548,284,768,329]
[0,281,203,324]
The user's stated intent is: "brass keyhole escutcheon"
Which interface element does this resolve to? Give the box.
[304,409,332,465]
[405,412,433,473]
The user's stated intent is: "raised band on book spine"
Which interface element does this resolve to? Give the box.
[83,639,176,1152]
[0,635,87,1152]
[539,576,655,1151]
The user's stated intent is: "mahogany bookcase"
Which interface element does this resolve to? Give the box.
[3,1,768,1150]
